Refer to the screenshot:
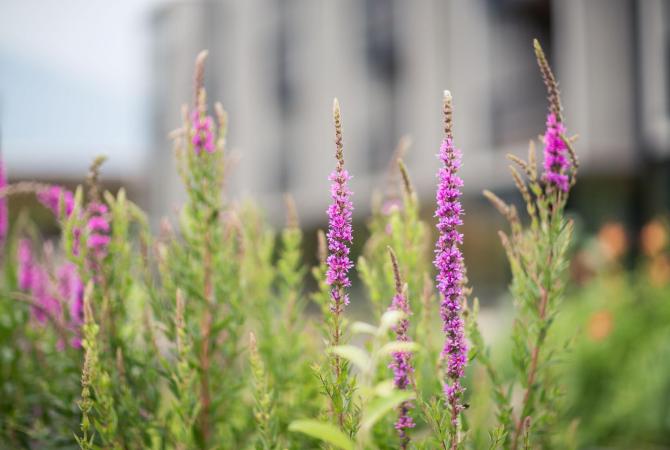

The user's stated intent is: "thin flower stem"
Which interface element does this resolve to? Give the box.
[326,98,354,430]
[511,263,551,450]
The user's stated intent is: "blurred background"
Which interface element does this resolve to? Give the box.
[2,0,670,447]
[2,0,669,299]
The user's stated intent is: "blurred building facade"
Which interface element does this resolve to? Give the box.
[150,0,670,225]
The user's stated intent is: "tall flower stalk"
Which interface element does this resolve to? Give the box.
[191,50,218,444]
[543,113,569,193]
[326,101,353,345]
[327,98,354,325]
[534,39,577,197]
[433,90,467,447]
[387,247,415,449]
[481,40,579,449]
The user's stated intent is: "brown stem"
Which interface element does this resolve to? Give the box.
[511,285,549,450]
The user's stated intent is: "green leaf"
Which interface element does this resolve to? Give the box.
[373,379,396,397]
[288,420,354,450]
[380,310,405,333]
[329,345,370,372]
[350,321,378,335]
[361,390,415,431]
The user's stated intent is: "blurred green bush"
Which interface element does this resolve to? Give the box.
[555,219,670,448]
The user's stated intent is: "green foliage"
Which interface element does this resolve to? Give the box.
[291,310,417,449]
[2,42,658,450]
[553,249,670,448]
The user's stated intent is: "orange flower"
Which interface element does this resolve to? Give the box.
[649,255,670,287]
[641,220,667,257]
[598,222,627,262]
[588,310,613,342]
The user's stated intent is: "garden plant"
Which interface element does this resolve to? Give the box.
[0,41,598,449]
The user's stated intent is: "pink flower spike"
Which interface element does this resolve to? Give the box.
[542,113,570,192]
[433,91,467,428]
[326,99,354,316]
[18,239,33,291]
[37,186,75,217]
[191,109,216,154]
[87,216,110,233]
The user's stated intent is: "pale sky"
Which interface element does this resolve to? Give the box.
[0,0,168,178]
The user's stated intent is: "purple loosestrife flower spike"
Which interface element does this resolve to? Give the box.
[387,247,415,449]
[534,40,570,193]
[542,113,570,192]
[191,51,216,155]
[87,202,111,258]
[18,239,33,291]
[0,157,8,245]
[326,98,354,317]
[191,110,216,155]
[57,262,84,348]
[31,266,60,325]
[433,91,468,429]
[37,186,75,217]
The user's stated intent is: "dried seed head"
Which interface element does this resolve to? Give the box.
[383,136,412,204]
[498,230,513,255]
[317,229,327,264]
[194,50,209,106]
[333,98,344,168]
[283,193,299,229]
[506,153,532,179]
[533,39,563,122]
[83,282,95,324]
[86,155,107,203]
[197,87,207,117]
[397,159,414,199]
[443,90,453,140]
[484,190,521,235]
[483,190,511,218]
[394,135,411,162]
[561,133,580,170]
[509,166,531,205]
[0,181,52,199]
[387,246,402,294]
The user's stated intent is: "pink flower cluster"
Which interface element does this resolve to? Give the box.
[433,137,468,424]
[18,239,83,348]
[87,203,110,258]
[326,166,353,313]
[37,186,75,217]
[388,289,415,443]
[37,185,111,258]
[191,109,216,154]
[542,113,570,192]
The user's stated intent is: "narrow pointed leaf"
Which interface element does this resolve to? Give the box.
[289,420,354,450]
